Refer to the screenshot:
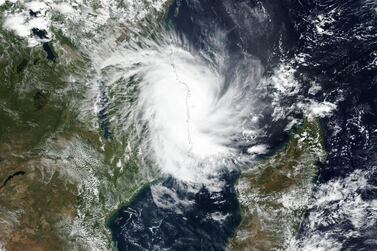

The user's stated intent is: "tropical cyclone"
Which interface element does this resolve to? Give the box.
[98,31,264,184]
[0,0,359,250]
[168,46,194,153]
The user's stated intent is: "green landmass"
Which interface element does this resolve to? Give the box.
[0,2,172,250]
[229,119,326,251]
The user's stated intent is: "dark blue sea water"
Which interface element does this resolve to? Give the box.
[110,0,377,250]
[109,1,290,250]
[287,1,377,249]
[109,172,241,251]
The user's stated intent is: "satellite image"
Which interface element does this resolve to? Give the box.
[0,0,376,250]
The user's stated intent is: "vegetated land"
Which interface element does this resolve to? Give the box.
[230,119,326,251]
[0,4,170,250]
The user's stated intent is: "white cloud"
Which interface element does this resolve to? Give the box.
[305,100,337,118]
[97,32,264,184]
[292,168,377,250]
[247,144,269,155]
[51,3,75,15]
[3,13,30,37]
